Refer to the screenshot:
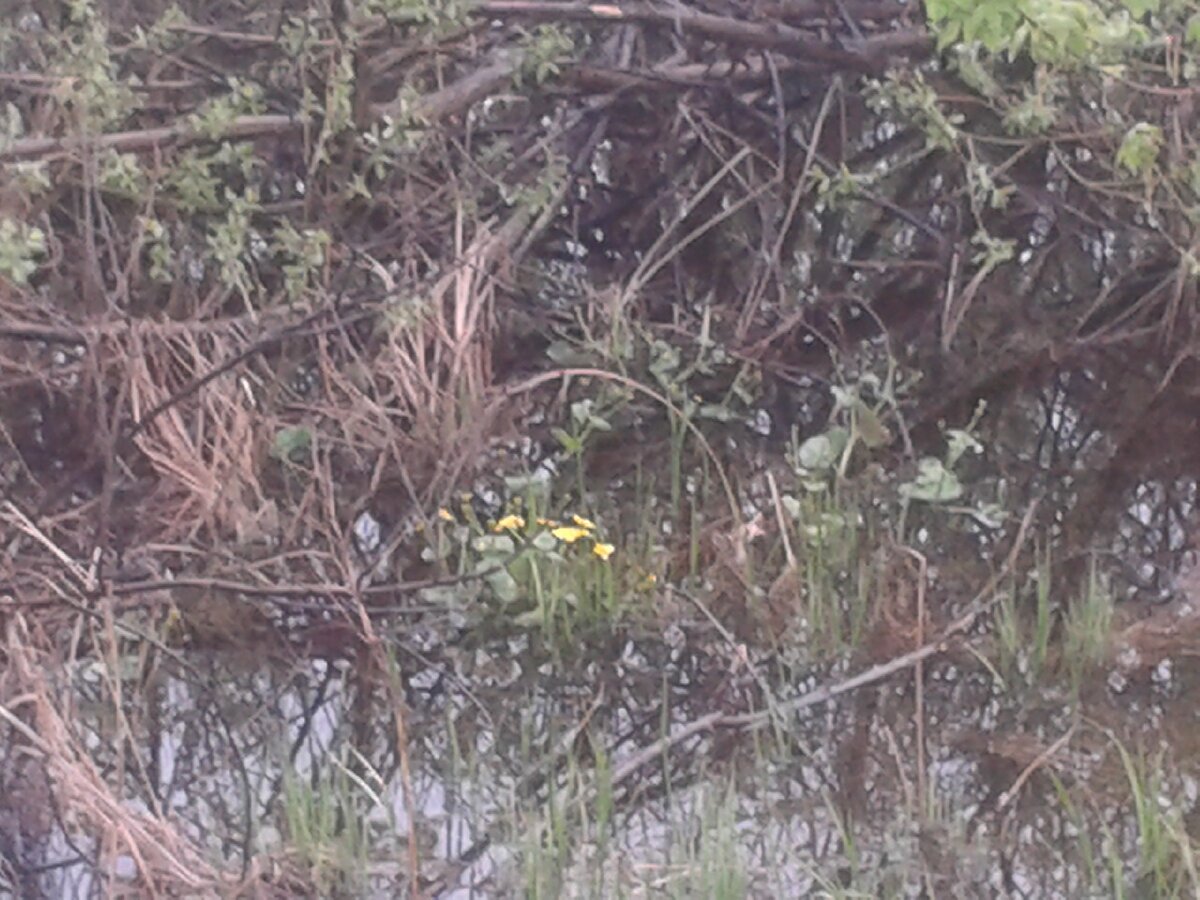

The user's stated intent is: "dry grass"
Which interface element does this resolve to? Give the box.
[1,617,228,896]
[123,325,271,543]
[2,1,1199,896]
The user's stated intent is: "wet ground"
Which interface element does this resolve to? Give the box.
[8,327,1200,899]
[4,2,1198,897]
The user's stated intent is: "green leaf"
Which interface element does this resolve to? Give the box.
[0,218,45,285]
[925,0,952,22]
[532,530,559,552]
[552,427,583,455]
[418,582,480,606]
[797,427,849,471]
[854,401,892,449]
[473,535,515,556]
[423,543,455,564]
[1003,90,1058,135]
[545,340,592,366]
[486,568,519,603]
[503,472,550,496]
[968,502,1007,528]
[1121,0,1159,16]
[946,428,983,467]
[1115,123,1162,176]
[952,45,1003,98]
[649,341,681,380]
[963,2,1018,52]
[698,403,737,422]
[900,458,964,503]
[570,399,594,427]
[513,608,544,627]
[830,385,858,411]
[1187,15,1200,48]
[270,426,311,461]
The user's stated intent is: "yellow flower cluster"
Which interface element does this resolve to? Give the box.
[494,514,525,532]
[548,514,613,559]
[438,506,615,560]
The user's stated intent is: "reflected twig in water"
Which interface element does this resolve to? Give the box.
[598,500,1039,797]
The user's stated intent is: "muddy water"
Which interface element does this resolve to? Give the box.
[13,340,1200,899]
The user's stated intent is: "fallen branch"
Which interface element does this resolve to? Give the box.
[603,499,1039,791]
[2,54,520,162]
[474,1,882,69]
[0,114,299,162]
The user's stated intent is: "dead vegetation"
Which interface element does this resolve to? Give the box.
[2,0,1200,895]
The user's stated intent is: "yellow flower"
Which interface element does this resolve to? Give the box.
[592,542,615,561]
[571,514,596,530]
[437,508,455,522]
[551,526,590,544]
[494,514,525,533]
[163,604,183,638]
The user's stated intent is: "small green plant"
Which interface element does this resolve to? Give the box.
[206,187,261,304]
[925,0,1148,68]
[1060,561,1113,690]
[363,0,469,32]
[282,762,379,895]
[138,216,174,283]
[995,552,1111,691]
[656,782,746,900]
[551,397,615,500]
[1049,772,1102,892]
[1115,122,1163,178]
[0,218,45,285]
[129,4,190,54]
[426,501,621,646]
[359,102,425,183]
[993,587,1022,683]
[812,164,869,213]
[1111,740,1198,897]
[870,71,965,151]
[189,78,266,140]
[1003,80,1061,135]
[165,150,222,213]
[10,161,51,196]
[517,25,575,87]
[791,365,913,490]
[561,323,749,522]
[896,403,1007,538]
[271,425,313,463]
[98,150,147,198]
[994,546,1055,686]
[1028,549,1054,674]
[518,753,583,899]
[53,2,138,130]
[966,162,1016,212]
[504,151,568,218]
[274,223,330,301]
[779,487,872,655]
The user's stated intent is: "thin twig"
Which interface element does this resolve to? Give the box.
[899,545,929,822]
[996,720,1077,811]
[602,500,1038,793]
